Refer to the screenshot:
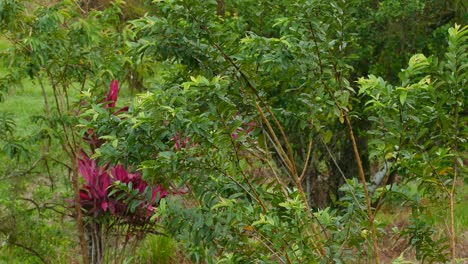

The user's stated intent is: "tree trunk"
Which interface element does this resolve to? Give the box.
[85,222,104,264]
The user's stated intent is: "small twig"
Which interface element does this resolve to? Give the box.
[299,135,313,181]
[1,157,44,180]
[256,103,294,174]
[344,112,380,263]
[449,103,460,264]
[319,136,363,208]
[8,242,47,263]
[48,156,73,171]
[73,0,87,14]
[37,75,51,117]
[246,147,288,196]
[262,128,294,180]
[219,111,268,213]
[249,234,287,264]
[19,198,41,214]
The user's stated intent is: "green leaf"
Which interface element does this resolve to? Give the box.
[323,130,333,144]
[399,90,408,105]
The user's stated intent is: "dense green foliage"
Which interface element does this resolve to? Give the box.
[0,0,466,263]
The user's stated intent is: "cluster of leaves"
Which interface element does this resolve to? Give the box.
[0,112,29,161]
[82,70,388,263]
[346,0,467,81]
[358,24,467,262]
[78,152,168,224]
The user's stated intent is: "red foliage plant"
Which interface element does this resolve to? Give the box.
[78,152,168,224]
[231,121,256,139]
[78,80,168,225]
[84,80,129,150]
[171,132,191,151]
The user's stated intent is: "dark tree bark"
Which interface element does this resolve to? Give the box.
[216,0,225,17]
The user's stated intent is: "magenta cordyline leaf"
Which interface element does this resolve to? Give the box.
[78,161,169,219]
[109,164,138,183]
[109,165,168,200]
[105,79,119,109]
[77,152,112,216]
[78,152,110,195]
[114,106,129,115]
[152,185,168,201]
[108,164,169,214]
[101,201,109,211]
[231,119,256,139]
[77,152,97,185]
[80,190,90,200]
[172,132,192,151]
[85,128,101,149]
[86,80,128,150]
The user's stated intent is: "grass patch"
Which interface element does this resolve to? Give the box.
[0,80,49,137]
[0,38,9,51]
[135,235,178,264]
[454,184,468,232]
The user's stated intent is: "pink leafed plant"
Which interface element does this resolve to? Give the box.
[78,80,168,224]
[105,79,119,109]
[78,152,111,217]
[78,152,168,220]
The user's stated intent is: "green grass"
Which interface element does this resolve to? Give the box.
[0,80,49,137]
[0,37,10,77]
[0,78,132,137]
[135,235,178,264]
[454,184,468,232]
[0,37,9,51]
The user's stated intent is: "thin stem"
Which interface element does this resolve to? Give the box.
[246,146,288,196]
[37,75,51,117]
[299,135,313,182]
[71,156,90,264]
[185,7,298,178]
[256,103,294,174]
[256,102,310,211]
[319,136,363,209]
[449,103,460,263]
[344,112,380,263]
[449,190,456,264]
[43,69,89,263]
[374,108,404,215]
[9,242,47,264]
[262,124,294,180]
[217,106,268,213]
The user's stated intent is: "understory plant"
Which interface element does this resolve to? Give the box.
[357,24,467,263]
[77,80,168,264]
